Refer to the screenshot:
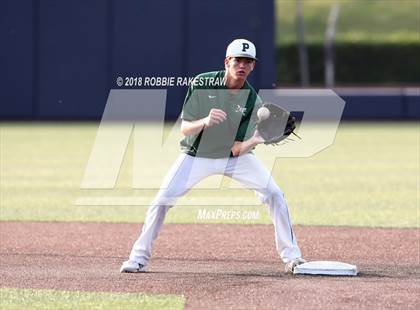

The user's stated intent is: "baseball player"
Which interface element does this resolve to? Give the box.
[120,39,306,274]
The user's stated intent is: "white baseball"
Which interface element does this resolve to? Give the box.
[257,107,270,121]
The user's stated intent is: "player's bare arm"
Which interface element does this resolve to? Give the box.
[181,108,227,136]
[231,130,265,156]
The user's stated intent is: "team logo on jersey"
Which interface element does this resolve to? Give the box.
[242,43,250,52]
[235,105,247,116]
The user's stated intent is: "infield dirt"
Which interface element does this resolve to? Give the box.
[1,222,419,309]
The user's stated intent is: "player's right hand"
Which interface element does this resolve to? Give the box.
[203,109,227,128]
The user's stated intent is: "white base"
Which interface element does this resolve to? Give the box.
[293,261,358,276]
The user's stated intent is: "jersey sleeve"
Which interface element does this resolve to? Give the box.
[180,82,200,121]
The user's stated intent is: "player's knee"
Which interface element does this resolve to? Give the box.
[154,189,179,206]
[258,189,283,205]
[263,186,285,204]
[269,184,284,198]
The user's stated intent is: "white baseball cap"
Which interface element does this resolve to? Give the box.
[225,39,257,60]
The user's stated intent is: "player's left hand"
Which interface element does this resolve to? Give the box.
[256,103,298,145]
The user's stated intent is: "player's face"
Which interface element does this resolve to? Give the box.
[224,57,255,81]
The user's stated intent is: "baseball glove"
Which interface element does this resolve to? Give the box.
[256,103,299,145]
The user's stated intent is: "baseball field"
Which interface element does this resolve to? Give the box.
[0,121,419,309]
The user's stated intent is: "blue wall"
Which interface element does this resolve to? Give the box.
[1,0,35,117]
[1,1,418,120]
[0,0,275,120]
[337,88,420,119]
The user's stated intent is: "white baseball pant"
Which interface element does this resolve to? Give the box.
[129,153,302,265]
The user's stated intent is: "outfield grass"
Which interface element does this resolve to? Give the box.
[275,0,420,44]
[0,288,185,310]
[0,122,419,228]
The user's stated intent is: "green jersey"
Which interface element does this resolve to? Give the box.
[180,70,262,158]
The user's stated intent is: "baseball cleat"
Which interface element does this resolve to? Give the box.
[120,260,147,273]
[285,258,307,274]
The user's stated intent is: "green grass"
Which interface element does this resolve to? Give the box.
[0,122,419,228]
[0,288,185,310]
[275,0,420,44]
